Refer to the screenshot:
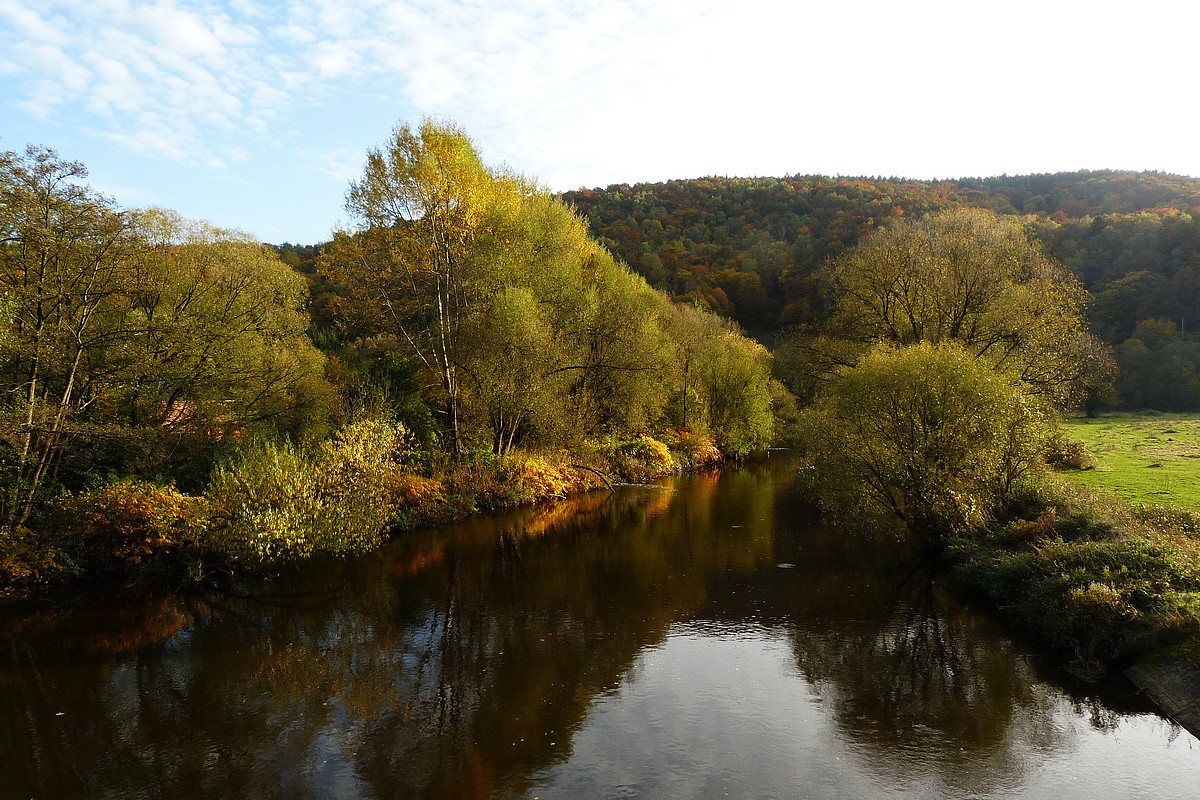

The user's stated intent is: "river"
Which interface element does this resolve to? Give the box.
[1,457,1196,798]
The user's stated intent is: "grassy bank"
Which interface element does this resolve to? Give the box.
[950,472,1200,678]
[0,426,723,603]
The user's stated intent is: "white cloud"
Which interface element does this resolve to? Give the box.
[315,146,368,182]
[140,3,227,58]
[2,0,1196,242]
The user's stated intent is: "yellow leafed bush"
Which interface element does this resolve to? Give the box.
[206,416,412,562]
[517,455,575,499]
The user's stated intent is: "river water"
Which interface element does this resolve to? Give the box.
[2,458,1196,798]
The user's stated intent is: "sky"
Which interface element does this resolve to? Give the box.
[2,0,1197,244]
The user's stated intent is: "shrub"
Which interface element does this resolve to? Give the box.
[959,536,1198,670]
[664,430,723,471]
[799,341,1052,548]
[602,436,678,482]
[205,416,411,563]
[61,480,206,570]
[0,527,77,599]
[517,455,575,499]
[1044,430,1096,470]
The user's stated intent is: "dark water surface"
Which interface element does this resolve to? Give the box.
[2,458,1196,799]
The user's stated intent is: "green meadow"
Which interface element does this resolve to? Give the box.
[1062,414,1200,510]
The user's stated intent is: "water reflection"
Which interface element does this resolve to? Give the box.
[1,460,1194,800]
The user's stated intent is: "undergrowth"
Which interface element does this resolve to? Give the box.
[950,476,1200,677]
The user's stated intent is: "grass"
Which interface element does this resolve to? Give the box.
[944,413,1200,676]
[1060,413,1200,510]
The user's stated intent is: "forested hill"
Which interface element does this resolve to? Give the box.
[560,171,1200,344]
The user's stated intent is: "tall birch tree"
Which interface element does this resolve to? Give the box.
[324,119,502,453]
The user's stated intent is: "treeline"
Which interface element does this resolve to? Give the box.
[0,125,779,594]
[562,172,1200,410]
[0,148,331,512]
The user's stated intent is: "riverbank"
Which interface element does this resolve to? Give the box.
[0,429,724,604]
[1127,656,1200,738]
[1048,413,1200,735]
[948,474,1200,696]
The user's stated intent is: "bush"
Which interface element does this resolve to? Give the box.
[958,536,1199,671]
[663,430,723,471]
[517,455,575,499]
[952,477,1200,673]
[799,341,1052,548]
[0,527,77,599]
[1044,429,1096,470]
[601,436,678,482]
[205,416,412,563]
[61,480,206,571]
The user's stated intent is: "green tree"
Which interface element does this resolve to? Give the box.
[799,341,1049,548]
[1114,319,1200,410]
[696,327,774,456]
[0,147,332,527]
[562,258,671,438]
[322,119,516,453]
[322,119,781,460]
[0,145,135,527]
[458,285,565,455]
[664,305,775,455]
[120,209,332,436]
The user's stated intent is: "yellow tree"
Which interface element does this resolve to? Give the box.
[322,119,509,452]
[0,145,135,527]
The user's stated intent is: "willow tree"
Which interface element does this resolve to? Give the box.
[322,119,780,457]
[321,119,515,452]
[458,286,565,455]
[457,192,672,451]
[664,303,774,455]
[792,209,1098,544]
[120,209,332,435]
[800,341,1050,548]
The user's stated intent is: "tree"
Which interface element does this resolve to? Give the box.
[664,304,775,455]
[1114,319,1200,410]
[695,325,775,456]
[322,119,514,453]
[562,257,671,438]
[458,285,565,455]
[0,147,332,527]
[799,342,1049,548]
[805,208,1106,407]
[0,145,135,527]
[119,209,332,436]
[322,119,781,459]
